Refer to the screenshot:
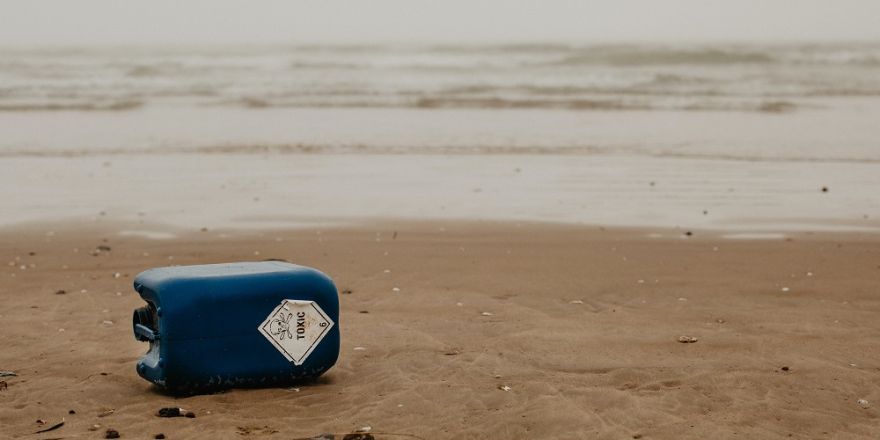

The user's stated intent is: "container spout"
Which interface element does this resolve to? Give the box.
[133,304,159,341]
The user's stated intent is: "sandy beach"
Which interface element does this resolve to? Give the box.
[1,221,878,439]
[1,40,880,439]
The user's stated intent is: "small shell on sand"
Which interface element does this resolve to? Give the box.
[857,399,870,408]
[678,336,699,343]
[498,385,511,391]
[481,312,494,316]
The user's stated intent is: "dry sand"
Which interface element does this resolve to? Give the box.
[1,221,878,439]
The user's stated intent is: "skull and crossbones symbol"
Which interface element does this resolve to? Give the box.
[268,313,293,340]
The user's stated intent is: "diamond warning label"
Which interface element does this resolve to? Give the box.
[258,300,334,365]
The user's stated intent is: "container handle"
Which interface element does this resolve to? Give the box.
[134,323,159,341]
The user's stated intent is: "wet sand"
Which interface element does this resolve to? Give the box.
[1,221,878,439]
[3,153,880,233]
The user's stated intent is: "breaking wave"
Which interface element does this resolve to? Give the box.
[0,43,878,112]
[546,47,777,66]
[3,142,878,164]
[0,100,143,112]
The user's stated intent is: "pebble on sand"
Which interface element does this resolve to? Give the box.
[480,312,494,316]
[157,407,195,418]
[105,428,120,439]
[678,335,699,343]
[857,399,870,408]
[342,433,375,440]
[498,385,512,391]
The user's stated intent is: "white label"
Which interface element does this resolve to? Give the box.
[258,300,334,365]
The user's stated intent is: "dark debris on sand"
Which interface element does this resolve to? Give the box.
[34,418,64,434]
[157,407,195,418]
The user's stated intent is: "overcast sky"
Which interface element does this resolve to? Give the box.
[1,0,879,46]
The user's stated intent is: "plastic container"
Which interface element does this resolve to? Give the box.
[132,261,339,394]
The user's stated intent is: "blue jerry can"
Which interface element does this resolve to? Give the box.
[132,261,339,394]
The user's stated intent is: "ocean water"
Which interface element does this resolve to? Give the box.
[1,43,880,161]
[2,43,880,112]
[1,44,879,230]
